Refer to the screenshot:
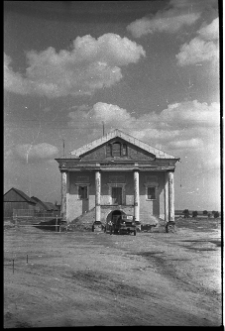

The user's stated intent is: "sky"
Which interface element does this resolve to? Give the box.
[4,0,220,210]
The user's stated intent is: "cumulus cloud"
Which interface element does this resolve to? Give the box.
[4,54,31,95]
[168,138,204,149]
[127,0,201,37]
[4,34,145,98]
[14,143,59,162]
[68,100,220,169]
[176,17,219,66]
[69,100,219,144]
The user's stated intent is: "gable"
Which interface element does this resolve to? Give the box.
[4,188,34,203]
[70,129,177,160]
[79,138,156,162]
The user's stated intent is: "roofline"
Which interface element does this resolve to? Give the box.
[31,196,50,210]
[69,129,178,160]
[4,187,36,204]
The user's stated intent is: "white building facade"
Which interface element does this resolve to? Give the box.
[56,130,179,224]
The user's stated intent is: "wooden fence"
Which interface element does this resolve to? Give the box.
[13,209,60,220]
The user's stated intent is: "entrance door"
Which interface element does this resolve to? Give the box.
[112,187,122,205]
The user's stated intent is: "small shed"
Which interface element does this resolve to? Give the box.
[4,187,36,218]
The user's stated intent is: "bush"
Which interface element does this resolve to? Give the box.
[192,211,198,218]
[214,211,219,218]
[183,209,190,218]
[203,210,208,215]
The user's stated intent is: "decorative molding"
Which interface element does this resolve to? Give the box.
[108,175,125,183]
[145,175,158,182]
[76,176,89,182]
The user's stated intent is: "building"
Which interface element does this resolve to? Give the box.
[44,202,60,213]
[55,129,179,224]
[4,187,36,218]
[31,197,59,213]
[30,197,60,218]
[31,196,49,212]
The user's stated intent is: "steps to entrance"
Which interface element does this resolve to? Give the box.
[65,206,168,232]
[67,208,96,231]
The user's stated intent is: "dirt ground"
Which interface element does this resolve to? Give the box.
[4,218,222,327]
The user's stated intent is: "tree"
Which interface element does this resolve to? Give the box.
[192,211,198,218]
[203,210,208,216]
[214,211,219,218]
[183,209,190,218]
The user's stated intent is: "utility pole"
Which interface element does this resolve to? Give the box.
[102,121,105,136]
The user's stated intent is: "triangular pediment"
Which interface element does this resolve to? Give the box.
[70,129,176,160]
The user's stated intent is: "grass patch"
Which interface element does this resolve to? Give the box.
[70,270,148,299]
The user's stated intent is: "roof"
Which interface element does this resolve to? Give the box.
[44,202,59,211]
[4,187,36,204]
[31,197,58,211]
[31,196,49,210]
[70,129,177,159]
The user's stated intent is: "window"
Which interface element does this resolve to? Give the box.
[147,187,156,200]
[78,186,87,199]
[106,142,127,157]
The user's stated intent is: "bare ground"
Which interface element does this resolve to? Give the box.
[4,218,221,327]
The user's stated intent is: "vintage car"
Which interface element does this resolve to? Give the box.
[92,220,104,232]
[109,214,137,235]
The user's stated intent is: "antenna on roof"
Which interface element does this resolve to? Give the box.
[102,121,105,136]
[62,139,65,157]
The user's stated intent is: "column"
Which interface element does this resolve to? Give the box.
[61,171,67,223]
[95,171,101,222]
[164,172,169,222]
[168,171,175,222]
[134,171,140,223]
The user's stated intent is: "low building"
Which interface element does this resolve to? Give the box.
[44,202,59,212]
[55,129,180,224]
[31,196,49,212]
[4,187,36,218]
[31,197,60,214]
